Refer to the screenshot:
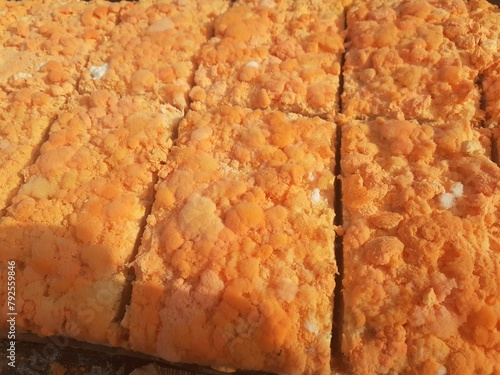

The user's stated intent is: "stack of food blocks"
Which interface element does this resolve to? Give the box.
[0,0,499,374]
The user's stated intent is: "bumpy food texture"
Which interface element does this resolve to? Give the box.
[0,83,66,217]
[0,2,122,216]
[342,0,481,123]
[0,0,122,89]
[467,0,500,72]
[236,0,351,12]
[467,0,500,128]
[474,127,493,160]
[190,2,345,119]
[150,0,231,23]
[483,62,500,128]
[341,118,500,374]
[78,0,228,111]
[0,91,182,346]
[0,1,73,46]
[126,107,336,374]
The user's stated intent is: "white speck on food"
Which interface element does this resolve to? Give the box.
[437,365,447,375]
[13,72,32,80]
[450,182,463,198]
[245,61,259,68]
[89,63,109,80]
[439,192,455,209]
[308,172,315,181]
[305,321,319,335]
[310,188,321,204]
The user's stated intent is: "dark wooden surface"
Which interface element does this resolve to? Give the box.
[0,334,266,375]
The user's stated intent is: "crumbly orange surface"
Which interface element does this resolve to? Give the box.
[0,85,63,217]
[341,118,500,374]
[148,0,231,21]
[475,126,494,159]
[468,0,500,71]
[78,0,228,112]
[0,0,499,374]
[0,92,182,345]
[466,0,500,128]
[0,0,123,88]
[342,0,481,123]
[125,106,336,374]
[190,1,345,118]
[0,0,121,217]
[236,0,352,12]
[483,63,500,128]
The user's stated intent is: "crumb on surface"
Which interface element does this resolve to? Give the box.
[89,63,109,81]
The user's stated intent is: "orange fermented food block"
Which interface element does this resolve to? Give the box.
[0,91,182,346]
[341,118,500,374]
[342,0,481,123]
[125,107,336,374]
[78,1,229,111]
[190,2,345,118]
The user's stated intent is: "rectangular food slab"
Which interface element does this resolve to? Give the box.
[125,106,337,374]
[342,0,481,123]
[340,118,500,374]
[190,1,345,119]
